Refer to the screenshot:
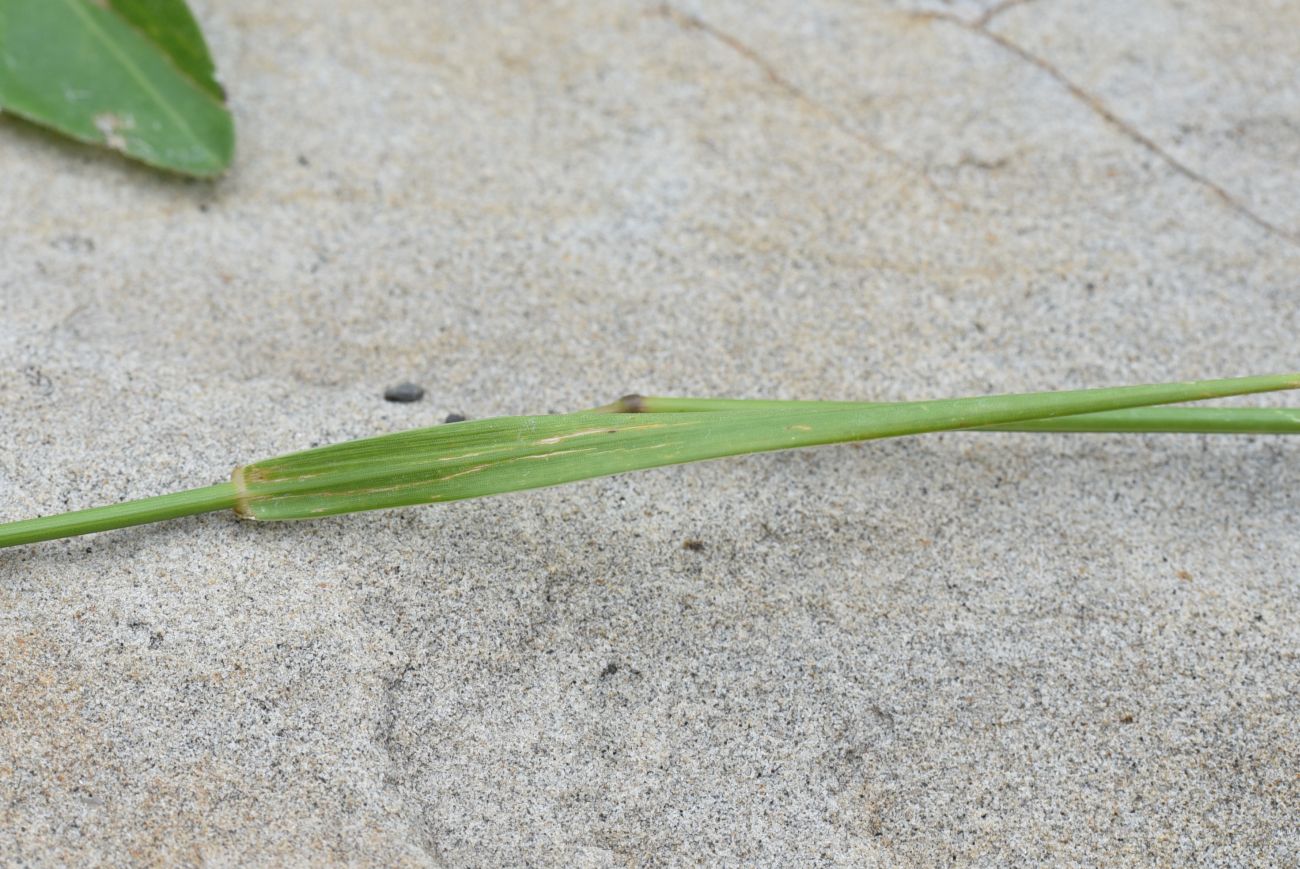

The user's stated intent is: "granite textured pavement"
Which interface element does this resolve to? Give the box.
[2,0,1298,864]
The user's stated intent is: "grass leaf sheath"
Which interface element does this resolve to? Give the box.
[2,373,1299,549]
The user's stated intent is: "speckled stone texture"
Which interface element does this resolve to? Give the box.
[2,0,1298,864]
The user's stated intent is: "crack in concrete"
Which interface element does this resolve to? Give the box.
[657,3,957,206]
[376,662,415,761]
[974,0,1040,29]
[925,10,1299,247]
[374,660,446,865]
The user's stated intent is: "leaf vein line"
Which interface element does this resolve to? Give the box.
[60,0,221,166]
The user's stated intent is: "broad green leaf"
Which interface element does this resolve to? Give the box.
[108,0,225,100]
[0,0,233,177]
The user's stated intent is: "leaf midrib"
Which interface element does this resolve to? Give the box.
[60,0,225,168]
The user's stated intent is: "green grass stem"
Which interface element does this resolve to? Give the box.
[0,483,236,549]
[2,372,1298,549]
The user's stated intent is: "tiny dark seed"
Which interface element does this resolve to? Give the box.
[682,539,705,552]
[444,413,467,423]
[298,154,310,166]
[384,382,425,402]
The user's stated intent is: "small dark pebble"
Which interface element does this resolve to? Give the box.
[600,663,619,678]
[384,382,425,403]
[682,539,705,552]
[444,413,467,423]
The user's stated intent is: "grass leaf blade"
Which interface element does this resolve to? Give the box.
[238,373,1300,521]
[592,397,1300,434]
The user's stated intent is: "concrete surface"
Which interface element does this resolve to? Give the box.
[2,0,1298,864]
